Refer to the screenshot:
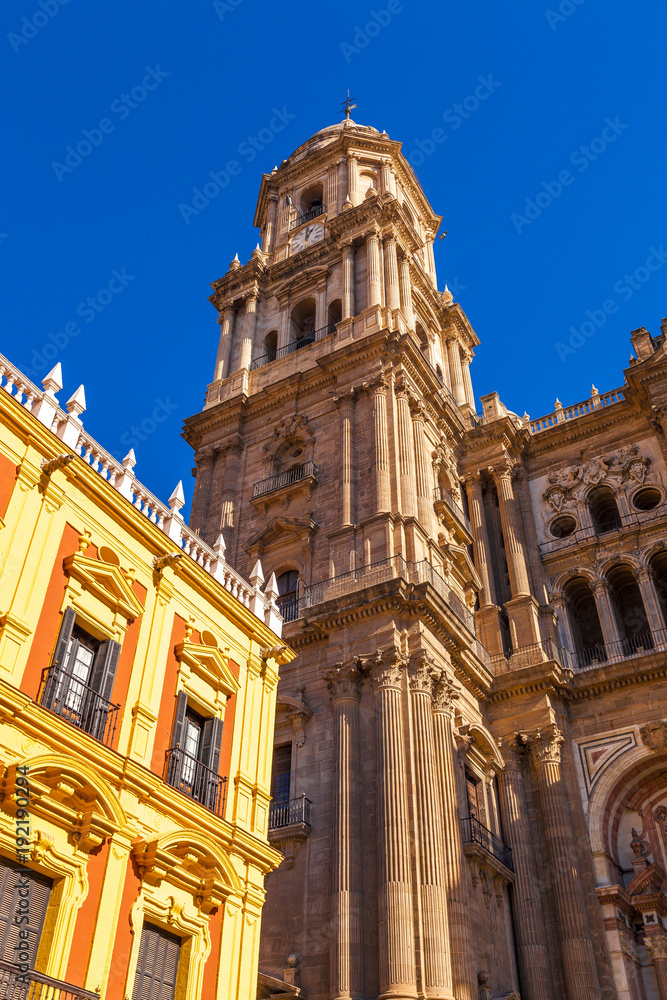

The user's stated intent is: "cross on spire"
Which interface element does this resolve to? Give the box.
[341,91,357,120]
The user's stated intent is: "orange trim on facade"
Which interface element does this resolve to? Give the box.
[150,612,187,776]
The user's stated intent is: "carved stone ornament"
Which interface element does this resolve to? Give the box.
[322,661,363,702]
[432,671,459,715]
[407,651,437,694]
[640,720,667,752]
[525,725,564,767]
[644,935,667,962]
[360,646,409,693]
[497,736,526,772]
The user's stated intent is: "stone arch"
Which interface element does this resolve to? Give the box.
[587,483,621,533]
[18,753,127,829]
[468,723,505,770]
[154,828,244,896]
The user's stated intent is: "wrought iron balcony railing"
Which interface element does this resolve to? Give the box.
[277,597,300,623]
[289,204,327,230]
[269,794,312,830]
[433,486,472,534]
[252,462,317,499]
[0,960,99,1000]
[39,665,120,747]
[460,815,514,873]
[164,745,228,816]
[569,628,667,670]
[250,324,335,371]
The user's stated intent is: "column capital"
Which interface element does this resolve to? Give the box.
[591,578,610,597]
[194,445,219,467]
[497,736,527,773]
[645,934,667,962]
[488,460,513,484]
[525,725,564,767]
[362,646,409,693]
[322,661,363,703]
[432,670,459,715]
[332,386,357,408]
[407,650,438,694]
[638,565,654,583]
[242,288,259,306]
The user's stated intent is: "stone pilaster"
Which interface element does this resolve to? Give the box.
[432,671,476,1000]
[316,280,328,333]
[550,594,577,655]
[367,231,382,308]
[491,463,531,599]
[323,661,365,1000]
[592,580,622,648]
[190,447,217,537]
[327,165,338,219]
[460,351,475,410]
[496,739,554,1000]
[447,340,466,407]
[348,153,358,205]
[372,378,391,514]
[263,194,278,254]
[238,292,258,370]
[368,648,417,999]
[384,236,400,310]
[337,156,347,212]
[343,243,356,320]
[396,388,417,519]
[637,566,666,632]
[398,258,415,330]
[527,726,602,999]
[336,389,356,527]
[214,306,235,381]
[219,440,243,555]
[463,474,493,607]
[410,399,433,531]
[644,935,667,999]
[408,654,454,998]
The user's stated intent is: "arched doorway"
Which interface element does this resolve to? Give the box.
[563,576,606,666]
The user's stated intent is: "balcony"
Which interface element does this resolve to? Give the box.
[0,961,99,1000]
[39,665,120,748]
[250,324,335,371]
[433,485,472,537]
[569,628,667,670]
[540,503,667,555]
[490,637,575,675]
[269,794,312,831]
[460,815,514,873]
[289,204,327,230]
[252,462,317,500]
[164,746,228,816]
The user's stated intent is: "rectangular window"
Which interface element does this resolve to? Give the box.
[272,744,292,805]
[41,608,121,744]
[0,856,52,969]
[465,771,481,821]
[166,691,223,812]
[132,923,181,1000]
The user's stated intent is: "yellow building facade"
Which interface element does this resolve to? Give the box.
[0,353,293,999]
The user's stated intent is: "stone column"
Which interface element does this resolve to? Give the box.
[408,655,454,998]
[492,464,531,599]
[447,340,466,407]
[214,306,235,380]
[338,157,347,213]
[411,400,433,530]
[463,474,493,607]
[372,379,391,514]
[645,936,667,999]
[327,165,338,217]
[367,231,382,308]
[190,447,216,536]
[637,567,667,633]
[337,389,356,527]
[381,158,393,196]
[278,299,290,351]
[460,352,475,410]
[592,580,622,648]
[348,154,358,205]
[219,440,242,554]
[316,281,327,333]
[384,236,400,310]
[323,662,365,1000]
[527,726,602,999]
[369,648,416,999]
[432,671,476,1000]
[342,244,356,320]
[263,194,278,254]
[398,258,415,330]
[496,739,554,1000]
[237,292,258,370]
[396,389,418,518]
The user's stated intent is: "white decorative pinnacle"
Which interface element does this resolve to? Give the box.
[66,384,86,419]
[122,449,137,470]
[42,363,63,396]
[264,571,279,601]
[230,253,241,270]
[554,398,562,409]
[168,480,185,514]
[591,384,599,394]
[249,559,264,589]
[213,532,226,558]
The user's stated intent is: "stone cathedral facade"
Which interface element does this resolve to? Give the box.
[183,116,667,1000]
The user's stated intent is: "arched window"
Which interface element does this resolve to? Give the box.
[327,299,342,332]
[300,183,324,220]
[588,486,621,533]
[607,564,652,654]
[276,570,299,623]
[290,299,317,346]
[564,577,606,666]
[263,330,278,361]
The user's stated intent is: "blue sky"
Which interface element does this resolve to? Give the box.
[3,0,666,513]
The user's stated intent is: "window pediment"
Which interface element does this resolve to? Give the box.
[174,640,240,697]
[245,516,318,559]
[63,553,144,621]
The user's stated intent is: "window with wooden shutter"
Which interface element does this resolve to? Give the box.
[0,856,52,968]
[131,922,181,1000]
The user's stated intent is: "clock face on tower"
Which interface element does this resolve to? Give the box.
[290,223,324,255]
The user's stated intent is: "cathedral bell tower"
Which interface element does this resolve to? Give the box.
[183,116,518,1000]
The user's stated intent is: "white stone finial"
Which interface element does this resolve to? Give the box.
[168,481,185,513]
[522,411,530,422]
[229,253,241,270]
[42,363,63,396]
[591,384,599,395]
[66,384,86,419]
[250,559,265,588]
[213,533,226,558]
[554,398,562,409]
[264,571,279,601]
[441,286,454,305]
[122,449,137,470]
